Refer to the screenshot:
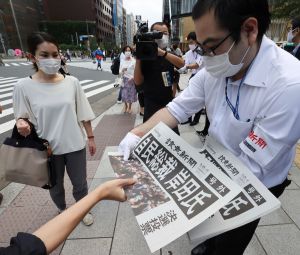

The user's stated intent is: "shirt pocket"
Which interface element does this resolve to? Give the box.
[223,112,254,153]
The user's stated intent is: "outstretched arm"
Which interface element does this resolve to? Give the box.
[33,178,136,254]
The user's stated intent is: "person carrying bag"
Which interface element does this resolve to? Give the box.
[0,119,55,189]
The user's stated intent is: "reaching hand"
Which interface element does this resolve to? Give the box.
[98,178,136,202]
[118,132,141,160]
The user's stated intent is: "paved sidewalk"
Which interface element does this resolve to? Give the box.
[1,74,300,254]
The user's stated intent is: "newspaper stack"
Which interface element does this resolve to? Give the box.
[109,122,280,253]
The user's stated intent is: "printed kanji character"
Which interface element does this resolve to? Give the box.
[253,194,264,203]
[222,196,249,217]
[248,131,258,142]
[179,150,189,161]
[256,138,267,149]
[230,167,239,176]
[148,148,167,171]
[247,186,256,194]
[208,176,217,185]
[225,163,233,169]
[181,190,212,215]
[218,155,226,162]
[187,158,197,168]
[140,221,153,236]
[166,210,177,222]
[135,137,151,155]
[141,141,159,163]
[155,156,178,181]
[216,184,227,194]
[164,169,190,190]
[150,218,161,231]
[174,145,181,154]
[172,179,201,201]
[158,214,170,227]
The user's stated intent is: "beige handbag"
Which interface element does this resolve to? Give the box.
[0,120,55,189]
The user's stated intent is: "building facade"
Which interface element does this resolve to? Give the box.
[122,7,127,46]
[0,0,41,52]
[162,0,197,44]
[112,0,123,48]
[126,13,136,46]
[41,0,114,45]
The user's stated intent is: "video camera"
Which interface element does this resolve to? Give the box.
[134,21,163,60]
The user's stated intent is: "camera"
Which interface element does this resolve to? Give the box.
[134,22,163,60]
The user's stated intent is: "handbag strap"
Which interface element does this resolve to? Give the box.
[12,118,52,156]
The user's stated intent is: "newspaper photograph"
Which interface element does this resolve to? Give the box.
[109,122,242,252]
[188,137,281,244]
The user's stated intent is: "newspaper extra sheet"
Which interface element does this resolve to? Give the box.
[109,122,241,252]
[188,136,281,244]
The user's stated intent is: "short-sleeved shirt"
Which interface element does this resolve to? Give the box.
[184,49,203,74]
[0,232,46,255]
[141,55,174,105]
[167,36,300,188]
[13,76,95,155]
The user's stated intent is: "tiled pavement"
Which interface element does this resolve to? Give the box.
[1,75,300,254]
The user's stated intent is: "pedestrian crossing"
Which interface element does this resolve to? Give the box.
[0,76,116,135]
[3,62,32,67]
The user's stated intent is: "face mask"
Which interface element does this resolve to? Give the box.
[287,28,297,43]
[125,51,132,58]
[203,41,250,78]
[189,44,197,51]
[37,58,61,75]
[156,34,169,49]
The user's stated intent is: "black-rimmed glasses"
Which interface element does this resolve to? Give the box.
[195,33,232,56]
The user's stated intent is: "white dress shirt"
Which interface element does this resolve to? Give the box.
[184,49,203,74]
[167,36,300,188]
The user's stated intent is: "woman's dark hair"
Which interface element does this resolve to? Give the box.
[122,45,132,53]
[27,32,59,71]
[292,16,300,30]
[192,0,270,42]
[187,32,197,41]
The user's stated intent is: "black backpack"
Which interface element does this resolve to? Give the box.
[110,55,120,75]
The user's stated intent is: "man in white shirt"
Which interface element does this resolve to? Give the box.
[180,32,205,127]
[119,0,300,254]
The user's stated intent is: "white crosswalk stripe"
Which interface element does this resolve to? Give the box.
[0,77,115,134]
[10,63,20,66]
[2,62,32,67]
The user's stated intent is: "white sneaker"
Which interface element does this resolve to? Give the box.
[117,100,122,104]
[82,212,94,226]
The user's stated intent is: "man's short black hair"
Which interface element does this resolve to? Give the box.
[187,32,197,41]
[292,17,300,30]
[150,22,168,31]
[192,0,270,42]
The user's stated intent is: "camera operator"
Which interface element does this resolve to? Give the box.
[134,22,184,135]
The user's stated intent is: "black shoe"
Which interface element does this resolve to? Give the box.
[190,120,199,126]
[0,193,3,206]
[196,130,208,137]
[140,112,144,116]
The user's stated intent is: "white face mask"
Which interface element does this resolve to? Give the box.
[125,51,132,58]
[287,28,297,43]
[156,34,169,49]
[203,41,250,78]
[189,44,197,51]
[37,58,61,75]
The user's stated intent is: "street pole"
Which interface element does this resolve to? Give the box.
[0,33,6,55]
[76,32,79,45]
[9,0,24,51]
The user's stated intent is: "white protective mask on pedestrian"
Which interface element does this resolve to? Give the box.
[156,34,169,49]
[287,28,297,43]
[203,41,250,78]
[189,44,197,51]
[37,58,61,75]
[125,51,132,58]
